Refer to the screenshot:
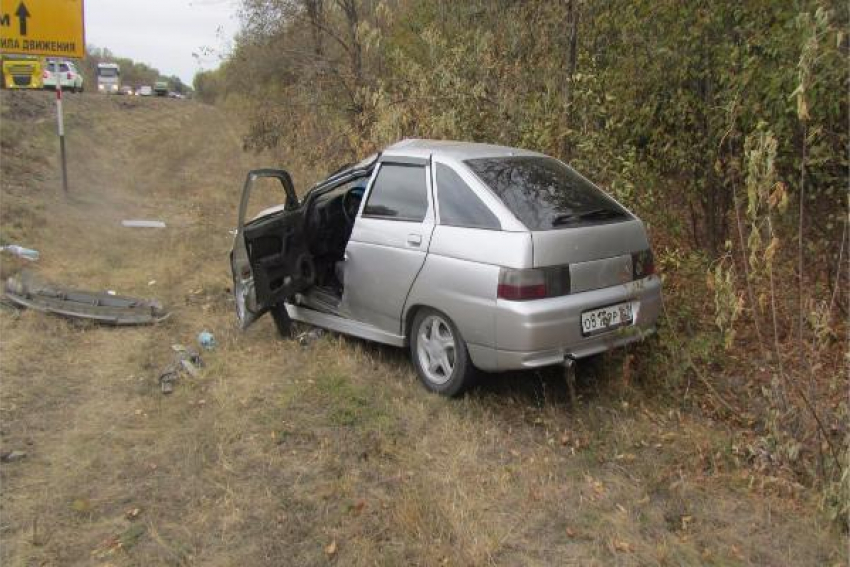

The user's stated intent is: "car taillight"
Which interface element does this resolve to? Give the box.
[67,72,73,79]
[497,266,571,301]
[42,70,49,78]
[632,249,655,279]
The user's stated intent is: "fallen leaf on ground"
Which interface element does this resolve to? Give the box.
[91,536,121,558]
[350,500,366,516]
[590,479,604,496]
[324,539,337,557]
[613,539,634,553]
[125,507,142,520]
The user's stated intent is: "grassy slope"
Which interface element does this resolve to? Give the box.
[0,90,844,566]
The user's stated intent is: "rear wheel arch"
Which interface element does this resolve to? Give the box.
[403,304,424,346]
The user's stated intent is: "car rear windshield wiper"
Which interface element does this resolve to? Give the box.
[551,208,625,226]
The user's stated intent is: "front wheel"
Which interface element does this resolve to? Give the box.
[410,308,475,396]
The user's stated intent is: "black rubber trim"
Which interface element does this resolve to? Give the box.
[378,155,429,166]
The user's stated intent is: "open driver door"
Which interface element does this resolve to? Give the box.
[230,169,313,329]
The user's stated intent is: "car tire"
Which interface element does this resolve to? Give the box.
[270,303,293,338]
[410,308,475,397]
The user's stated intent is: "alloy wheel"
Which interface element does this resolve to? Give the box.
[416,314,456,385]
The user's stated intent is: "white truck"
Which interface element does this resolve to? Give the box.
[96,63,121,94]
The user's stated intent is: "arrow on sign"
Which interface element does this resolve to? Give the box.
[15,2,29,36]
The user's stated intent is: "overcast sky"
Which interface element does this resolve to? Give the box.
[84,0,240,84]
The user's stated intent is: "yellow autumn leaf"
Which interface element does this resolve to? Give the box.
[325,540,338,557]
[764,237,780,264]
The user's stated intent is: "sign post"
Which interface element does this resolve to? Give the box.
[0,0,85,194]
[53,58,67,193]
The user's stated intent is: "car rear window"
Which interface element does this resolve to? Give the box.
[435,164,500,230]
[464,156,629,230]
[363,164,428,222]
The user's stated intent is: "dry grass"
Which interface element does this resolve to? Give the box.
[0,90,845,566]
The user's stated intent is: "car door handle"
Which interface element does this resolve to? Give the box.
[407,233,422,246]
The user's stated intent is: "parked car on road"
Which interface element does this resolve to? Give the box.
[230,139,661,395]
[119,85,134,96]
[138,85,153,96]
[43,60,84,92]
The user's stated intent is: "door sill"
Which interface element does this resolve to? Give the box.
[299,286,342,315]
[284,304,405,347]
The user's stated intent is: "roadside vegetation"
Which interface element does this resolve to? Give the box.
[195,0,849,536]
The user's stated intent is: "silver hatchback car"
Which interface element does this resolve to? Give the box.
[230,139,661,395]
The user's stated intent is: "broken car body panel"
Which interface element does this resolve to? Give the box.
[4,271,169,325]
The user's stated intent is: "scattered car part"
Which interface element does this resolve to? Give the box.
[1,245,39,261]
[158,365,178,394]
[297,327,324,347]
[121,220,166,228]
[0,450,27,463]
[173,344,203,376]
[4,270,169,325]
[158,344,203,394]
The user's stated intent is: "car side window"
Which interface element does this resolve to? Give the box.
[362,164,428,222]
[436,163,501,230]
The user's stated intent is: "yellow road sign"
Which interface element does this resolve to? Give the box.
[0,0,85,59]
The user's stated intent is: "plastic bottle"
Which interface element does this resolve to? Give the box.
[1,245,40,261]
[198,331,217,350]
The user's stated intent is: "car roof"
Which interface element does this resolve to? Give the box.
[381,138,544,161]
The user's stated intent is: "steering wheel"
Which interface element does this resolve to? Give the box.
[342,186,365,225]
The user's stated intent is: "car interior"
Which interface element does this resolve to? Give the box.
[299,176,369,312]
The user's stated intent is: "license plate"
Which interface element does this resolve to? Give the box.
[581,301,634,336]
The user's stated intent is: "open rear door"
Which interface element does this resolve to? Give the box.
[230,169,313,329]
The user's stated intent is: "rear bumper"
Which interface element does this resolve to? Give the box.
[468,276,661,371]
